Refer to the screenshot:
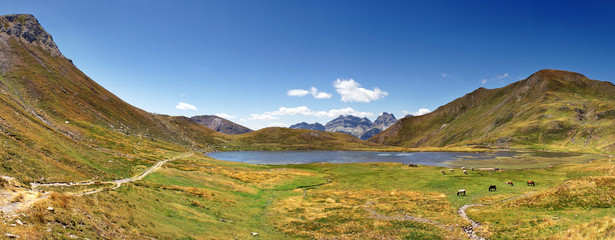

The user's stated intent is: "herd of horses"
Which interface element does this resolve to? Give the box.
[458,180,535,196]
[405,164,537,196]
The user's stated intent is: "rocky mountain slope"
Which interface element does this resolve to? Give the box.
[371,69,615,153]
[360,112,398,140]
[292,112,397,140]
[290,122,325,131]
[190,115,252,135]
[324,115,374,138]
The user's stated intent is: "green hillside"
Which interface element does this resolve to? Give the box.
[371,69,615,153]
[224,127,382,151]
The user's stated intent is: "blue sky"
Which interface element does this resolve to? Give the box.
[2,0,615,129]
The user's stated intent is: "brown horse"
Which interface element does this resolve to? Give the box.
[457,189,466,196]
[527,180,535,186]
[506,181,514,186]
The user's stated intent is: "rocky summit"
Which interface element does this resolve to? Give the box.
[289,122,325,131]
[324,115,374,139]
[0,14,62,57]
[190,115,252,135]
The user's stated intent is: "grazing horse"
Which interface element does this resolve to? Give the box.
[471,167,475,171]
[457,189,466,196]
[489,185,496,191]
[441,170,446,175]
[527,180,535,186]
[461,167,466,170]
[506,181,514,186]
[449,169,455,173]
[463,170,468,175]
[495,168,500,171]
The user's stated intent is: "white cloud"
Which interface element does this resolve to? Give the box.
[247,106,373,121]
[248,113,279,120]
[497,73,510,80]
[287,89,309,97]
[333,79,388,103]
[441,73,448,78]
[322,107,373,118]
[176,102,198,110]
[309,87,332,99]
[482,73,510,84]
[288,87,332,99]
[214,113,236,119]
[268,122,290,127]
[413,108,431,116]
[401,108,431,116]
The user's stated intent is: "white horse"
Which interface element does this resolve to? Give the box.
[457,189,466,196]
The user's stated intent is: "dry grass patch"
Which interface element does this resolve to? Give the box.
[272,188,465,239]
[168,160,316,188]
[221,168,315,186]
[506,176,615,209]
[555,217,615,239]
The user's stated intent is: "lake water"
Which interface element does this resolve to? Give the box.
[206,151,582,166]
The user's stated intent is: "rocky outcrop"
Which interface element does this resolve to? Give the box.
[289,122,325,131]
[190,115,252,135]
[0,14,62,57]
[360,128,382,140]
[324,115,373,139]
[373,112,397,130]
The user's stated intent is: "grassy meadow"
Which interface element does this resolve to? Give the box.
[2,148,612,239]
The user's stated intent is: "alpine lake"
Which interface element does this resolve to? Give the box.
[207,150,602,169]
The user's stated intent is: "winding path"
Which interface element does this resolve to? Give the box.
[3,151,194,215]
[458,204,487,240]
[32,152,191,191]
[457,192,536,239]
[364,202,456,232]
[364,191,537,240]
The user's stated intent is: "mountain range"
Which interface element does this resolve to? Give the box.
[290,112,398,140]
[289,122,325,131]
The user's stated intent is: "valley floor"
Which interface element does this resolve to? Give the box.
[0,150,613,239]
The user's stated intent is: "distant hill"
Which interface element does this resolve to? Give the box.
[290,112,397,140]
[290,122,325,131]
[370,69,615,153]
[190,115,252,135]
[224,127,379,150]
